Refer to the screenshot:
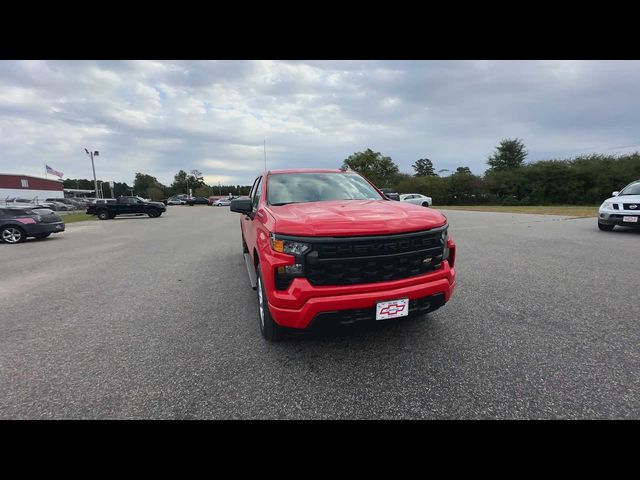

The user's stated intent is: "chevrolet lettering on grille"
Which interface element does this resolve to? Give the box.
[320,236,435,257]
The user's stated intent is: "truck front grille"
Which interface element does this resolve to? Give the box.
[303,227,446,286]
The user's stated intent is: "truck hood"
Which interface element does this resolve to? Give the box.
[267,200,447,236]
[605,194,640,204]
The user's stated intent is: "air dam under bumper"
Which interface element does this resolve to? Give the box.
[599,213,640,227]
[267,270,455,329]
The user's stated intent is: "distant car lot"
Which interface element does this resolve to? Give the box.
[1,207,638,418]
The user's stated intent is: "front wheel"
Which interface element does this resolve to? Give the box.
[256,265,282,342]
[97,210,110,220]
[148,209,160,218]
[598,222,615,231]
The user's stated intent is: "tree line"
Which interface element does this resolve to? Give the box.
[342,140,640,205]
[65,139,640,205]
[64,169,252,201]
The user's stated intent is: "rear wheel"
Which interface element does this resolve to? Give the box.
[97,210,110,220]
[422,201,430,207]
[1,226,26,244]
[256,265,282,342]
[598,222,615,231]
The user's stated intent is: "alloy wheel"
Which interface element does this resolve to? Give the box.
[257,276,265,328]
[2,228,22,244]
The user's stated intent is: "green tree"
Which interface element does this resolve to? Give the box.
[412,158,437,176]
[455,166,472,175]
[171,170,189,195]
[133,173,167,199]
[487,138,528,171]
[342,148,400,187]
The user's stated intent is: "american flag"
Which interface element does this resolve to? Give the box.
[46,164,63,178]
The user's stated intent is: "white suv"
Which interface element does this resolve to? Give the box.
[598,179,640,231]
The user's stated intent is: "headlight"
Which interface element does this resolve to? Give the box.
[600,202,613,210]
[270,234,311,255]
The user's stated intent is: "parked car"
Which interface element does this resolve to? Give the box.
[598,179,640,231]
[379,188,400,201]
[46,198,80,210]
[187,196,210,206]
[230,169,456,341]
[86,196,166,220]
[400,193,432,207]
[167,197,187,205]
[0,207,65,244]
[212,198,231,206]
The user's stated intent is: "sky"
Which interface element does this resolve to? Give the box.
[1,60,640,187]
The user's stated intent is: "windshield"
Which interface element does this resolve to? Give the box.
[267,172,384,205]
[619,181,640,196]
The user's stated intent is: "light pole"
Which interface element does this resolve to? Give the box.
[85,148,100,198]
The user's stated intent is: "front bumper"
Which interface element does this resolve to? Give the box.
[598,212,640,227]
[269,275,455,329]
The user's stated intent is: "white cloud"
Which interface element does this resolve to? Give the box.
[1,60,640,185]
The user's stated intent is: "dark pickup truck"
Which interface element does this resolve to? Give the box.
[86,196,166,220]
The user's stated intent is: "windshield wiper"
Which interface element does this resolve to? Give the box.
[270,202,300,206]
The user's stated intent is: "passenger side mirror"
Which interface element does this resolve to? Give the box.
[230,198,252,214]
[612,191,619,196]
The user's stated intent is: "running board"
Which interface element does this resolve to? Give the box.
[244,253,258,290]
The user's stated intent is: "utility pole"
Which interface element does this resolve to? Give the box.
[85,148,99,198]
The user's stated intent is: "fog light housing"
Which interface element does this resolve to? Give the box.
[277,264,304,275]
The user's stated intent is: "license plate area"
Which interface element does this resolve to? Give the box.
[376,298,409,320]
[623,216,638,223]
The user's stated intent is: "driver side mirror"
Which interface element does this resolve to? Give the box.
[230,198,252,215]
[612,191,620,197]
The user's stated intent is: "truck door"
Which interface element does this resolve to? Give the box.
[242,175,263,258]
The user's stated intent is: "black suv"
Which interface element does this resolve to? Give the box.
[379,188,400,201]
[0,207,65,244]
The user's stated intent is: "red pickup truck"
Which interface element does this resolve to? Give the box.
[230,169,456,341]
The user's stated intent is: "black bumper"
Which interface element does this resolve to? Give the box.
[309,292,446,328]
[25,222,65,236]
[598,213,640,227]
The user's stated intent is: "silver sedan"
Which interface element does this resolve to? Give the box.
[399,193,432,207]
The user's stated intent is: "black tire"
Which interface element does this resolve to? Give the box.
[1,225,26,244]
[422,201,430,207]
[598,222,615,231]
[35,233,51,239]
[256,265,282,342]
[97,209,110,220]
[147,209,160,218]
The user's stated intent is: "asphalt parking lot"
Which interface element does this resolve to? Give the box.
[1,206,639,419]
